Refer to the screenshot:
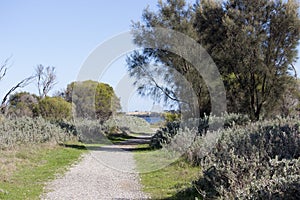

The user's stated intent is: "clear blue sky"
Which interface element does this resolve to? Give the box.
[0,0,161,112]
[0,0,299,112]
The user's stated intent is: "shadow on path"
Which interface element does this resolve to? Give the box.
[62,132,154,152]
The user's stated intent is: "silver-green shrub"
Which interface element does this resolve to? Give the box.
[191,117,300,199]
[150,113,249,149]
[0,116,75,149]
[73,118,109,144]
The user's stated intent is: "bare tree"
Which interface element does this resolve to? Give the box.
[35,65,57,98]
[0,57,12,81]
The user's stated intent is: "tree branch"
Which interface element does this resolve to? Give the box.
[1,75,35,114]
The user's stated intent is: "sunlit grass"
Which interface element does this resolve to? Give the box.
[134,144,201,199]
[0,143,87,200]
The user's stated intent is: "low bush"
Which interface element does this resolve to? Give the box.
[36,97,72,120]
[74,119,108,144]
[164,112,180,123]
[150,113,249,149]
[0,117,76,149]
[190,117,300,199]
[150,121,180,149]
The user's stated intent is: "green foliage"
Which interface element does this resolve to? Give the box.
[150,113,249,149]
[195,0,300,120]
[150,121,180,149]
[36,97,72,120]
[164,112,181,123]
[128,0,300,120]
[190,118,300,199]
[0,117,76,149]
[7,92,39,118]
[65,80,121,121]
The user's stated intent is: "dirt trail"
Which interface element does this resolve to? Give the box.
[42,134,152,200]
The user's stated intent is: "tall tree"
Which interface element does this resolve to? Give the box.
[128,0,210,118]
[65,80,121,122]
[128,0,300,120]
[195,0,300,120]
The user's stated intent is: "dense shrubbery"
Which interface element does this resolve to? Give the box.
[74,119,109,144]
[36,97,72,120]
[7,92,39,118]
[150,113,249,149]
[164,112,180,123]
[0,116,76,149]
[150,121,180,149]
[0,112,151,149]
[149,114,300,198]
[0,116,112,148]
[189,118,300,199]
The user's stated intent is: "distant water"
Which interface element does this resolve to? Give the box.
[141,116,164,124]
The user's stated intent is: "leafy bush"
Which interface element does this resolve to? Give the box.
[0,117,76,149]
[36,97,72,120]
[150,121,180,149]
[190,118,300,199]
[7,92,39,118]
[164,112,180,123]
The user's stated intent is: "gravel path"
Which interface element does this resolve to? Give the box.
[42,138,150,200]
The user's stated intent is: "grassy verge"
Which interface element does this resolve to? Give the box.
[0,143,87,200]
[134,145,202,199]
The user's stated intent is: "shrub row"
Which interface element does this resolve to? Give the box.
[0,116,76,149]
[150,113,249,149]
[190,117,300,199]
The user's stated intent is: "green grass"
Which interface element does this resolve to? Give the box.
[134,145,202,199]
[0,143,87,200]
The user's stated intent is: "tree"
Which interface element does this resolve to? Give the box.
[127,0,210,118]
[65,80,121,122]
[35,64,57,98]
[6,92,39,117]
[0,58,35,114]
[128,0,300,120]
[36,97,72,120]
[195,0,300,120]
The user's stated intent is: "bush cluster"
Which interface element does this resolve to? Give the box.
[190,118,300,199]
[150,121,180,149]
[0,117,76,149]
[150,113,249,149]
